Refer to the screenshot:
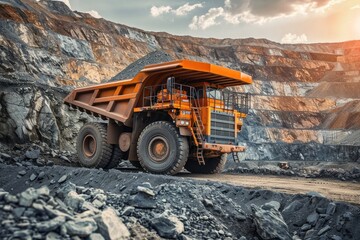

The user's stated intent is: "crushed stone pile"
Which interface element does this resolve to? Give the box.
[109,50,174,81]
[0,162,359,240]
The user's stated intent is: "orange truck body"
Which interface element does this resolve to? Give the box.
[64,60,252,163]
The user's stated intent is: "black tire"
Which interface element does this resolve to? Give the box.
[76,122,112,168]
[137,121,189,175]
[129,160,143,169]
[185,154,227,174]
[104,146,123,169]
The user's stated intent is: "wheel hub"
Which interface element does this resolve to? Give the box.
[148,136,169,162]
[83,134,96,158]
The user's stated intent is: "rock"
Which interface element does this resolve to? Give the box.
[95,208,130,240]
[307,191,324,198]
[305,229,316,239]
[13,230,31,238]
[0,152,12,159]
[25,149,40,159]
[64,218,97,237]
[318,225,331,236]
[151,216,184,239]
[251,204,291,240]
[282,200,303,214]
[262,201,281,211]
[330,235,342,240]
[45,232,62,240]
[92,199,105,209]
[58,175,68,184]
[37,186,50,196]
[122,206,135,216]
[13,207,26,218]
[88,233,105,240]
[38,171,46,180]
[4,193,18,203]
[307,212,319,226]
[19,188,38,207]
[36,216,66,232]
[64,191,85,211]
[18,170,27,176]
[203,198,214,207]
[137,186,155,196]
[301,223,312,231]
[60,155,71,162]
[326,202,336,215]
[30,173,37,181]
[36,158,46,166]
[128,192,156,209]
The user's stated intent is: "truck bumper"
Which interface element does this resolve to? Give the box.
[203,143,245,153]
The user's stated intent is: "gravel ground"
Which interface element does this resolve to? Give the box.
[0,143,360,239]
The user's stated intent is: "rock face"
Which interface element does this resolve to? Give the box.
[0,0,359,161]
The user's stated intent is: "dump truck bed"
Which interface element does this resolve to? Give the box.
[64,60,252,126]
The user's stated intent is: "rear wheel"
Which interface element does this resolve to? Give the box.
[104,146,123,169]
[185,154,227,174]
[137,121,189,175]
[76,122,112,168]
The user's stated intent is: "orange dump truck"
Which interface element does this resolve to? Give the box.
[64,60,252,175]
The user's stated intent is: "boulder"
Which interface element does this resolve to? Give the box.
[151,216,184,239]
[36,216,66,232]
[251,204,291,240]
[19,187,38,207]
[64,218,97,237]
[128,192,156,209]
[64,191,85,211]
[25,149,40,159]
[95,208,130,240]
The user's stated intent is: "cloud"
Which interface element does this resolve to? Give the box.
[151,3,203,17]
[281,33,308,44]
[52,0,71,9]
[150,6,172,17]
[351,4,360,10]
[189,7,224,30]
[174,3,203,16]
[86,10,102,19]
[189,0,343,29]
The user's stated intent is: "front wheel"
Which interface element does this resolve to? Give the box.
[185,154,227,174]
[137,121,189,175]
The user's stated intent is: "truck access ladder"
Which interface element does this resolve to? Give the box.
[191,95,206,165]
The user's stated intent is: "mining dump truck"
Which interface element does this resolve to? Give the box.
[64,60,252,175]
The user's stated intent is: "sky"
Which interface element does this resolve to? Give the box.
[60,0,360,44]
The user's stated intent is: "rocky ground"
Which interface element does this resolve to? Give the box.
[0,143,360,239]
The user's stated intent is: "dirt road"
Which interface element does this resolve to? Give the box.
[183,173,360,205]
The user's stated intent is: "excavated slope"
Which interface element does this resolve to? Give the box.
[0,0,359,161]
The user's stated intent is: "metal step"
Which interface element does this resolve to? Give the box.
[232,152,240,163]
[196,147,205,165]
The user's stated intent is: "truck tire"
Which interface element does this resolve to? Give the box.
[137,121,189,175]
[76,122,112,168]
[185,154,227,174]
[104,146,123,169]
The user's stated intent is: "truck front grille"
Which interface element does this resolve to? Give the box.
[209,111,236,144]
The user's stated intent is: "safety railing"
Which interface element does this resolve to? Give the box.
[142,81,195,109]
[206,88,250,114]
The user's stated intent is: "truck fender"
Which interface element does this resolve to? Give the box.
[179,127,191,136]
